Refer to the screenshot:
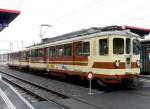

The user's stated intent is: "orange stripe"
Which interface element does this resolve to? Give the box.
[29,61,88,66]
[49,62,88,66]
[92,62,139,69]
[92,62,125,69]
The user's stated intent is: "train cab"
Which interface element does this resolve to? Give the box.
[91,33,141,85]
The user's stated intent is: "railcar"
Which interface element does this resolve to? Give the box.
[7,50,29,69]
[7,25,146,86]
[20,50,29,69]
[7,51,21,68]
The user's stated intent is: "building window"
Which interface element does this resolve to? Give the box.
[113,38,124,54]
[99,39,108,55]
[64,44,72,56]
[126,38,131,54]
[83,42,90,56]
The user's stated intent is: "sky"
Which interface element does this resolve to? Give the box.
[0,0,150,53]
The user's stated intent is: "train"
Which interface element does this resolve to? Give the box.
[6,25,150,86]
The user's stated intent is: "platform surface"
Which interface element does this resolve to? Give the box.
[0,77,35,109]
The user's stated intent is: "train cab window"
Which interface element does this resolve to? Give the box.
[76,42,82,56]
[113,38,124,54]
[133,39,140,55]
[83,42,90,56]
[64,44,72,56]
[126,38,131,54]
[99,39,108,55]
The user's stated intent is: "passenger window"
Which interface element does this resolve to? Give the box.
[49,49,52,57]
[49,48,56,57]
[64,44,72,56]
[52,48,56,57]
[56,47,63,56]
[31,49,38,57]
[126,38,130,54]
[113,38,124,54]
[99,39,108,55]
[38,49,43,57]
[83,42,90,56]
[76,42,82,56]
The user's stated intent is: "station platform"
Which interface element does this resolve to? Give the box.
[140,75,150,80]
[0,75,35,109]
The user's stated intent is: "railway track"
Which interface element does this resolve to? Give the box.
[0,72,71,109]
[0,66,105,109]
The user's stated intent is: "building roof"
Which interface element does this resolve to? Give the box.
[125,26,150,37]
[0,9,20,32]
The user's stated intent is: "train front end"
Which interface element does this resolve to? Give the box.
[93,31,141,86]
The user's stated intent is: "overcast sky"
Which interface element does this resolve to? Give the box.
[0,0,150,53]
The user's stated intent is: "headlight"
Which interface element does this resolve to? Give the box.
[115,60,120,67]
[136,60,140,67]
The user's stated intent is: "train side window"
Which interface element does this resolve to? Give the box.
[76,42,82,56]
[133,39,140,55]
[126,38,131,54]
[49,48,56,57]
[64,44,72,56]
[56,47,63,56]
[49,49,52,57]
[113,38,124,54]
[38,49,43,57]
[31,49,38,57]
[83,42,90,56]
[99,39,108,55]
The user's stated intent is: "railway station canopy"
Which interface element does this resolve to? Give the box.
[0,9,20,32]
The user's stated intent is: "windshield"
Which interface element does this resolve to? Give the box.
[133,39,141,55]
[126,38,131,54]
[113,38,124,54]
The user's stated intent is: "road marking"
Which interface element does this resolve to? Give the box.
[0,88,16,109]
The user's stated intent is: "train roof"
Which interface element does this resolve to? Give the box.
[41,25,150,44]
[0,9,20,32]
[27,25,150,49]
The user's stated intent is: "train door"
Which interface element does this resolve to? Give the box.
[46,47,49,72]
[125,38,132,69]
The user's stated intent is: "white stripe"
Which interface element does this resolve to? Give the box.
[0,88,16,109]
